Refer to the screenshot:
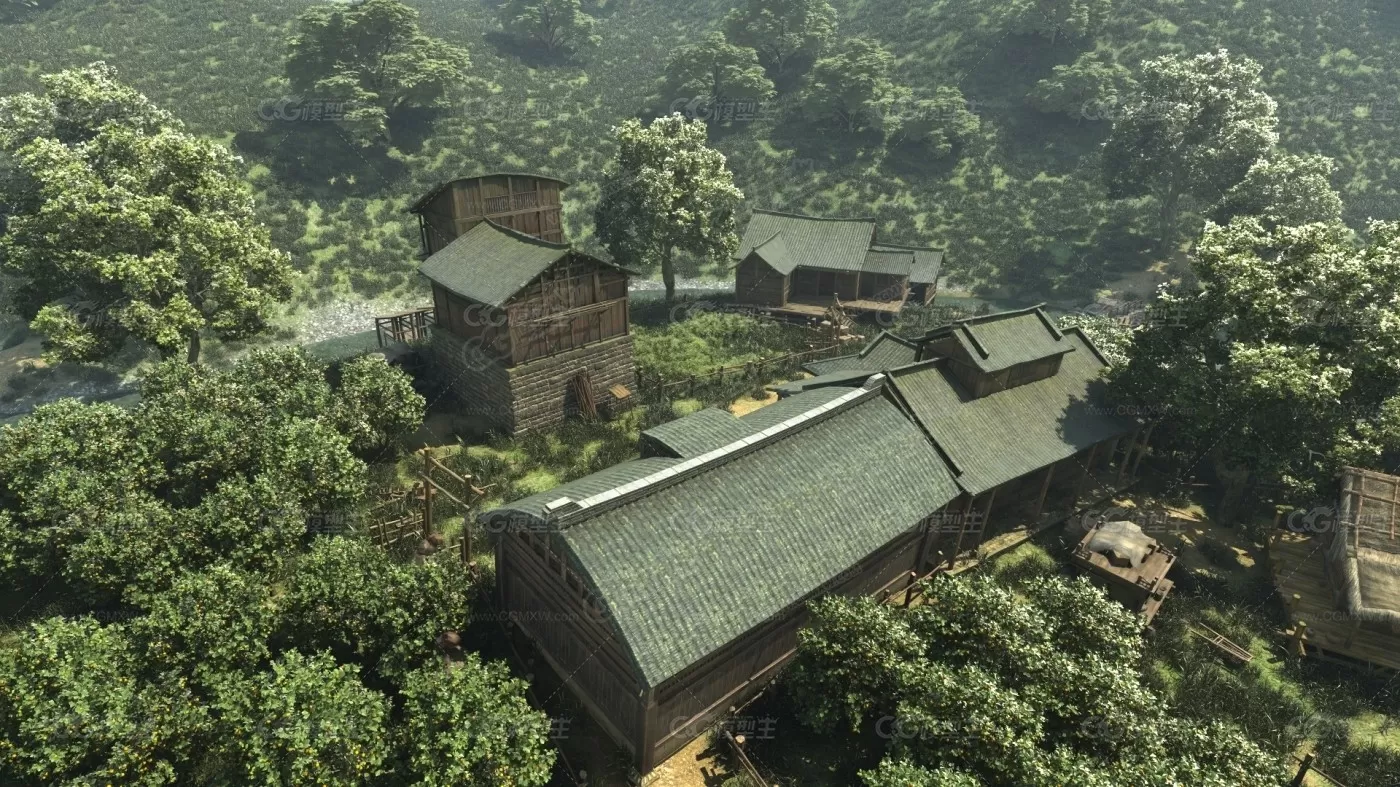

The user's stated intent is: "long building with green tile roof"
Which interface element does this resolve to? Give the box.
[479,305,1151,776]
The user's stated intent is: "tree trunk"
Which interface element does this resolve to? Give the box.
[661,245,677,302]
[1158,184,1181,251]
[186,331,201,365]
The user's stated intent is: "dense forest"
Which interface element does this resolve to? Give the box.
[2,0,1398,307]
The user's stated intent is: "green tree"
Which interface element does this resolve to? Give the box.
[1209,152,1344,231]
[805,38,902,132]
[0,617,208,786]
[1005,0,1111,44]
[399,657,556,786]
[1028,50,1134,118]
[0,348,423,602]
[128,565,281,690]
[594,114,743,301]
[790,574,1289,787]
[1058,313,1134,366]
[330,353,428,455]
[211,650,391,786]
[1103,49,1278,248]
[886,87,980,156]
[0,63,292,364]
[722,0,838,75]
[1112,218,1400,502]
[662,32,774,109]
[281,537,475,683]
[499,0,600,55]
[286,0,475,143]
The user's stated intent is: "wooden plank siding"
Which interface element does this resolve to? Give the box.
[497,532,645,752]
[734,255,789,307]
[417,174,566,254]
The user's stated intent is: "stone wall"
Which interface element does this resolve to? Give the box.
[430,328,636,435]
[509,334,637,434]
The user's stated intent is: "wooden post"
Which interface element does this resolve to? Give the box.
[462,515,472,565]
[1033,463,1056,522]
[422,453,434,536]
[1290,752,1314,787]
[1077,443,1102,501]
[1292,620,1309,658]
[1117,427,1141,487]
[1131,422,1156,476]
[948,495,975,569]
[1103,437,1120,472]
[974,487,998,555]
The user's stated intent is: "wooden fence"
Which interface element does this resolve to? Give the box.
[375,307,435,347]
[363,452,490,566]
[636,342,847,402]
[1291,752,1349,787]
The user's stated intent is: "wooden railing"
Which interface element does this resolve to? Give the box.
[375,307,435,347]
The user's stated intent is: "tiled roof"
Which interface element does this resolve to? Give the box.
[924,305,1073,374]
[735,210,876,273]
[802,331,921,376]
[639,408,756,459]
[418,220,629,307]
[480,383,961,687]
[748,232,799,275]
[888,328,1135,496]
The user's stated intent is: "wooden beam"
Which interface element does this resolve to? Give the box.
[1117,427,1141,487]
[1077,442,1101,500]
[972,486,998,554]
[1033,463,1056,521]
[1131,422,1156,476]
[948,495,975,569]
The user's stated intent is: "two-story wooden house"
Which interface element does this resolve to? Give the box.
[409,174,637,435]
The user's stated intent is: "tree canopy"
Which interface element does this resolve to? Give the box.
[499,0,600,56]
[1102,49,1278,247]
[594,114,743,300]
[1209,152,1344,231]
[0,347,423,604]
[662,32,775,109]
[788,574,1289,786]
[1111,217,1400,500]
[1029,50,1134,118]
[886,87,980,157]
[0,63,292,364]
[1005,0,1112,44]
[722,0,838,75]
[286,0,475,143]
[805,38,903,132]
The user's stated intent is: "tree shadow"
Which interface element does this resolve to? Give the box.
[767,110,879,173]
[880,141,963,180]
[385,106,442,155]
[482,30,581,69]
[233,123,407,198]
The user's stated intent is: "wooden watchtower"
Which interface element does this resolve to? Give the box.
[409,173,568,256]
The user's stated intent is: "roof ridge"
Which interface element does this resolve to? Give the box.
[546,377,888,527]
[871,241,947,252]
[858,331,918,359]
[477,218,574,251]
[751,207,878,224]
[753,230,784,249]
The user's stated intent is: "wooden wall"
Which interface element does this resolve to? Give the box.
[418,174,566,253]
[858,272,910,302]
[497,530,645,753]
[734,254,789,307]
[505,255,629,366]
[639,522,932,771]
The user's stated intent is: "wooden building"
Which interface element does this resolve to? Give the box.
[733,209,943,317]
[408,173,568,255]
[480,304,1149,776]
[1271,466,1400,672]
[419,216,637,435]
[480,379,963,774]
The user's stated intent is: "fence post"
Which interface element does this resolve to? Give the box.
[1290,752,1314,787]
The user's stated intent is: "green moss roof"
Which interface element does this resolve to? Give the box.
[888,328,1135,496]
[736,210,876,273]
[803,331,921,376]
[481,385,961,688]
[924,305,1073,374]
[639,407,755,458]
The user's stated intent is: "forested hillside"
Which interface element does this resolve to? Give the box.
[3,0,1398,306]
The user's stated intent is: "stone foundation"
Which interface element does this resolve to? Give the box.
[431,330,637,436]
